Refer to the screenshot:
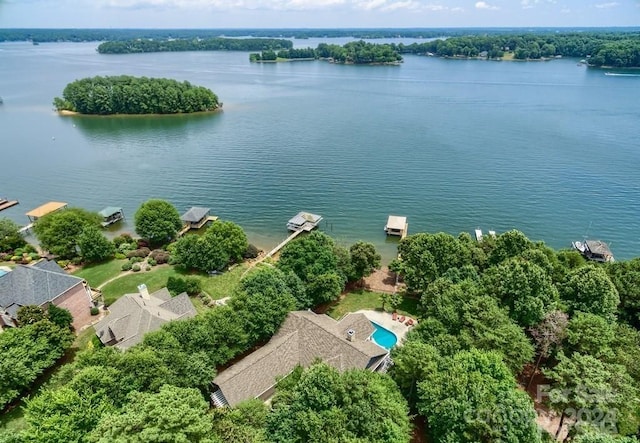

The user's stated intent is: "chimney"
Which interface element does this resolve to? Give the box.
[346,329,355,342]
[138,283,150,300]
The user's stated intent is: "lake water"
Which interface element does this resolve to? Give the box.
[1,40,639,262]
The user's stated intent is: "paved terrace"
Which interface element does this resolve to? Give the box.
[355,309,417,345]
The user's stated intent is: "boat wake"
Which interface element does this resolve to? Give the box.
[604,72,640,77]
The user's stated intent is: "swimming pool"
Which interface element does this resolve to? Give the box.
[370,321,397,350]
[0,270,7,278]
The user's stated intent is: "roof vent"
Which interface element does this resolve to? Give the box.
[347,329,355,342]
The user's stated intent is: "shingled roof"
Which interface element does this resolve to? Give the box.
[213,310,388,407]
[94,288,196,351]
[181,207,210,223]
[0,260,85,317]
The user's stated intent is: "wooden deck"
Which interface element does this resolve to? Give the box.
[266,227,307,258]
[0,199,19,212]
[177,215,218,237]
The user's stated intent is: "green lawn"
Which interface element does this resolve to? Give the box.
[73,259,126,287]
[327,290,419,320]
[100,263,247,306]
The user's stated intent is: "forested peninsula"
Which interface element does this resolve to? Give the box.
[398,32,640,67]
[97,38,293,54]
[250,41,403,65]
[53,76,220,115]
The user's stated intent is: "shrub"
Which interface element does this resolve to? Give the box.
[71,257,83,265]
[132,264,141,272]
[167,276,188,296]
[113,233,134,248]
[90,307,100,316]
[145,265,151,271]
[244,243,261,259]
[121,262,132,271]
[114,252,126,260]
[118,242,136,254]
[149,249,170,264]
[0,252,9,261]
[137,239,149,249]
[29,252,40,260]
[14,248,24,256]
[130,256,143,264]
[24,256,32,263]
[23,244,37,254]
[185,277,202,296]
[148,258,157,266]
[57,260,69,269]
[126,248,151,259]
[11,256,21,262]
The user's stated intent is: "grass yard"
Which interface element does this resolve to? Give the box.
[100,263,247,306]
[73,259,126,287]
[327,290,419,320]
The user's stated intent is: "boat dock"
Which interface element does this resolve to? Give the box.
[265,229,305,258]
[0,198,19,212]
[178,207,218,237]
[385,215,408,239]
[475,229,483,242]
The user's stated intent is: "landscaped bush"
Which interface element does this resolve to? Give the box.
[71,257,83,265]
[57,260,69,268]
[121,262,132,271]
[130,256,143,264]
[137,239,149,248]
[126,247,151,259]
[0,252,9,261]
[185,277,202,296]
[244,243,261,259]
[24,244,37,254]
[147,258,157,266]
[114,252,126,260]
[90,307,100,316]
[118,242,136,254]
[23,256,32,263]
[29,252,40,260]
[14,248,25,256]
[149,249,170,264]
[113,233,135,248]
[145,265,151,271]
[11,256,21,262]
[132,264,141,272]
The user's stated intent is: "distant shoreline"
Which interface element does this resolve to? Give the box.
[57,107,223,117]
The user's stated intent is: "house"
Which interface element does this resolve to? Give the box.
[98,207,125,227]
[384,215,408,238]
[94,284,197,351]
[0,260,94,331]
[211,310,389,407]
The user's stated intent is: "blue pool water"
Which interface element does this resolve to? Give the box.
[0,270,7,277]
[370,322,398,350]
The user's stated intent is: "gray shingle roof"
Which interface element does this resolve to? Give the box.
[94,289,196,351]
[180,207,210,223]
[213,311,388,407]
[0,261,85,316]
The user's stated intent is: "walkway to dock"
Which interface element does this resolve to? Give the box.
[265,228,304,259]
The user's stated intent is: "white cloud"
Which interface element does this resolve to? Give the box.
[475,1,498,10]
[594,1,619,8]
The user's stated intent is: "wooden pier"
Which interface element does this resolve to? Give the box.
[178,215,218,237]
[0,198,19,212]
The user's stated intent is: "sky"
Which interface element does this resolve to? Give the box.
[0,0,638,28]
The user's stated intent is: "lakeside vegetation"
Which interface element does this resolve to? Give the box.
[250,40,402,64]
[53,76,220,115]
[398,32,640,67]
[3,197,640,441]
[97,37,293,54]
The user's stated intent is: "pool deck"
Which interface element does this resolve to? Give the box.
[355,309,416,345]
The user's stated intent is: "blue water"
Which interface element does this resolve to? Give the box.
[1,41,639,262]
[371,321,397,350]
[0,270,7,277]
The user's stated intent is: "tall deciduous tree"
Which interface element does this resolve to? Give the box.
[488,229,534,265]
[349,241,381,282]
[0,218,26,253]
[204,220,248,264]
[562,266,620,321]
[134,199,182,246]
[88,385,214,443]
[417,349,541,443]
[77,225,115,263]
[389,341,440,408]
[528,310,568,389]
[33,208,101,258]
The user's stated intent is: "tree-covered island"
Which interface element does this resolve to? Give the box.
[97,37,293,54]
[250,40,403,65]
[53,76,220,115]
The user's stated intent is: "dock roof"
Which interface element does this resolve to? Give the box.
[181,207,210,223]
[585,240,613,257]
[386,215,407,231]
[25,202,67,219]
[288,212,322,226]
[98,207,123,218]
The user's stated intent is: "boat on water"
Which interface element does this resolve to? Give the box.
[604,72,640,77]
[572,240,614,263]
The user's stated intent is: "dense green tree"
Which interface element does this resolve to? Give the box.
[0,218,26,252]
[47,304,73,330]
[481,257,559,327]
[204,220,248,264]
[566,312,615,359]
[173,233,229,273]
[0,319,74,408]
[211,399,269,443]
[88,385,214,443]
[230,267,297,343]
[267,363,411,443]
[349,241,381,282]
[574,434,638,443]
[389,341,440,408]
[16,305,46,326]
[488,229,534,265]
[393,232,472,294]
[33,208,101,258]
[607,258,640,328]
[545,352,640,438]
[77,225,115,263]
[134,199,182,246]
[562,266,620,321]
[418,349,541,443]
[98,37,293,54]
[420,278,477,331]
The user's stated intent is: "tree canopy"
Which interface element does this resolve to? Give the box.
[53,76,220,115]
[98,37,293,54]
[32,207,101,258]
[77,225,115,263]
[134,199,182,246]
[0,218,26,253]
